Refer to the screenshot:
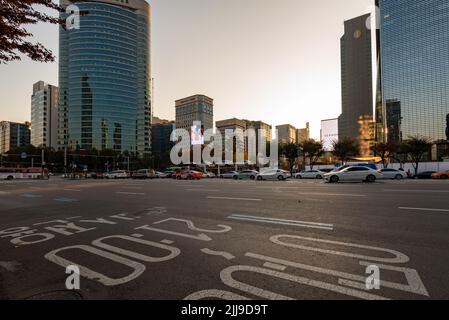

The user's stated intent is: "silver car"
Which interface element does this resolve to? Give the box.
[295,169,325,179]
[219,171,239,179]
[256,169,290,181]
[324,166,382,183]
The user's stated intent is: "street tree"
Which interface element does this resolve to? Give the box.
[0,0,61,63]
[372,142,398,168]
[401,136,432,176]
[332,137,359,165]
[301,139,324,170]
[280,142,299,175]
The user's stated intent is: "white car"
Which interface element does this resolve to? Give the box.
[256,169,290,181]
[378,168,407,180]
[105,170,129,179]
[295,170,325,179]
[324,166,382,183]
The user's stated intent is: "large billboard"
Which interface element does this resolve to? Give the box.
[321,118,339,152]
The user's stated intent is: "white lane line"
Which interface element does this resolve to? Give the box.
[116,192,145,196]
[384,189,449,193]
[263,262,287,271]
[399,207,449,213]
[298,192,366,197]
[63,189,82,192]
[228,215,333,231]
[230,214,333,228]
[201,248,235,260]
[208,196,262,202]
[186,189,220,192]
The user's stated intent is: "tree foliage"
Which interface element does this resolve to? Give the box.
[280,142,298,175]
[300,139,324,170]
[401,136,432,176]
[0,0,61,63]
[372,142,398,168]
[332,137,359,165]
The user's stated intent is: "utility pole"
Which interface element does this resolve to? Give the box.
[64,147,67,173]
[127,156,130,172]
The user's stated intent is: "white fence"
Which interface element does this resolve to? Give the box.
[307,162,449,173]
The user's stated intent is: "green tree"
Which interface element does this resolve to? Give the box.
[301,139,324,170]
[332,137,359,165]
[280,142,299,175]
[372,142,398,168]
[401,136,432,176]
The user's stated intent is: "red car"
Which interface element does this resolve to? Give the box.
[172,170,183,180]
[180,170,203,180]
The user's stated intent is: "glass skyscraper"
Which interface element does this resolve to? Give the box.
[377,0,449,143]
[58,0,152,155]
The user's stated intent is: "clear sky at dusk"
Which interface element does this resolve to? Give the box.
[0,0,373,139]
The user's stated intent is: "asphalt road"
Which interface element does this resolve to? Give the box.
[0,177,448,300]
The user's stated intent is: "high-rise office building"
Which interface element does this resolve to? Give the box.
[0,122,31,154]
[338,14,373,141]
[376,0,449,143]
[216,118,247,155]
[175,95,214,132]
[276,124,296,144]
[58,0,152,155]
[296,122,310,144]
[151,117,174,154]
[31,81,59,149]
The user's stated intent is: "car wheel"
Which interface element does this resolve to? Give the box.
[366,175,376,183]
[296,175,302,179]
[330,175,339,183]
[395,174,403,180]
[250,175,255,180]
[233,175,238,180]
[220,175,224,179]
[257,176,263,181]
[277,175,284,181]
[6,176,13,181]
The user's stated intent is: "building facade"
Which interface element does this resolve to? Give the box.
[31,81,59,149]
[296,122,310,144]
[216,118,247,156]
[151,117,174,154]
[58,0,152,155]
[276,124,296,144]
[376,0,449,143]
[0,122,31,154]
[175,95,214,134]
[321,118,339,152]
[339,13,373,141]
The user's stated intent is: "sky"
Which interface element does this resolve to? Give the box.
[0,0,374,139]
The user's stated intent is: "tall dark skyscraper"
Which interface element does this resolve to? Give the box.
[339,14,374,141]
[376,0,449,143]
[58,0,152,155]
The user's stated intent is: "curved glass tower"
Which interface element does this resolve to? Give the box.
[58,0,151,155]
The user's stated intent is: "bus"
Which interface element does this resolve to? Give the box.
[0,167,49,180]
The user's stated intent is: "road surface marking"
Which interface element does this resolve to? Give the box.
[54,198,79,203]
[230,214,333,228]
[263,262,287,271]
[63,189,82,192]
[228,216,334,231]
[186,189,220,192]
[161,239,174,245]
[384,189,449,193]
[399,207,449,213]
[116,192,145,196]
[0,191,11,195]
[0,261,22,272]
[270,235,409,264]
[208,196,262,202]
[21,193,42,198]
[297,192,366,197]
[201,248,235,260]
